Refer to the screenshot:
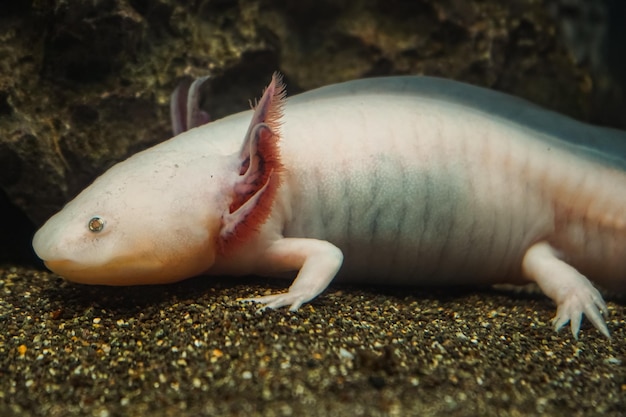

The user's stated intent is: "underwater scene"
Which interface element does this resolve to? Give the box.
[0,1,625,416]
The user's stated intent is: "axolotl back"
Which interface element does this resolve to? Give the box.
[33,74,626,338]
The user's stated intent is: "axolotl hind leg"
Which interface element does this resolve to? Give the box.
[522,241,610,338]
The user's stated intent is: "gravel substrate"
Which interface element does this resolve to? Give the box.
[0,266,624,417]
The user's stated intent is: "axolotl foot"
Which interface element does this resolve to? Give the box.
[550,279,609,338]
[523,241,611,339]
[243,283,610,339]
[241,293,308,312]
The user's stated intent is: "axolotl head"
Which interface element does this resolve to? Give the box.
[32,74,284,285]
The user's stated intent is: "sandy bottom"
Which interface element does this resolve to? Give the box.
[0,266,624,417]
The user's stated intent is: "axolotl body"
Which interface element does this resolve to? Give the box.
[33,74,626,338]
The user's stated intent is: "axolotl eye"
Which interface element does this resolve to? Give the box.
[88,216,105,232]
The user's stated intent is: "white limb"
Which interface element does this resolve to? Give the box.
[522,241,610,339]
[243,238,344,310]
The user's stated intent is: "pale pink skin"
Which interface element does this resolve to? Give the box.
[33,75,626,338]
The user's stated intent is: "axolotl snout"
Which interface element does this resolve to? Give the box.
[33,74,626,338]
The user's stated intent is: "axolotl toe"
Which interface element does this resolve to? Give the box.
[33,73,626,339]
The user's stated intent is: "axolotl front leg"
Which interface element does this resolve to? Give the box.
[245,238,344,310]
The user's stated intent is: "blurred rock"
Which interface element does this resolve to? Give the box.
[548,0,626,126]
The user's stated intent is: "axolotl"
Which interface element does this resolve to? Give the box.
[32,74,626,338]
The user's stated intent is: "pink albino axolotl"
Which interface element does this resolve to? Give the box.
[33,73,626,338]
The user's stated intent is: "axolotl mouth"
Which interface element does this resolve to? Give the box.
[42,257,168,285]
[40,255,211,286]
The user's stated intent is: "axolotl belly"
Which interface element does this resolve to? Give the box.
[32,74,626,338]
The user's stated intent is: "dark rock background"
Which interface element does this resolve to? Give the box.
[0,0,624,259]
